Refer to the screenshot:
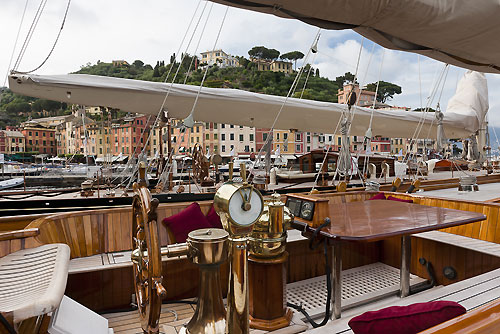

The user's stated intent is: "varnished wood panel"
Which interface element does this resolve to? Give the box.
[380,236,500,286]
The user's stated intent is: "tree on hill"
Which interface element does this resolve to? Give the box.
[413,107,436,112]
[132,60,144,68]
[280,51,304,70]
[248,46,280,60]
[365,81,402,103]
[153,61,160,77]
[335,72,356,87]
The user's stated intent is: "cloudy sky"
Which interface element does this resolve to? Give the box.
[2,0,500,129]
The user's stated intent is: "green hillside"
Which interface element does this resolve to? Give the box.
[75,58,340,103]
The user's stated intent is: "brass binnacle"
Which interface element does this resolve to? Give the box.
[248,193,294,258]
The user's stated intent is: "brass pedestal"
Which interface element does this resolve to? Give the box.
[248,252,292,331]
[179,228,228,334]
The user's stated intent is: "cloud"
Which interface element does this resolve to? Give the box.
[1,0,499,128]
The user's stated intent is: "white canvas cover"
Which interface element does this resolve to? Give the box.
[9,73,478,139]
[446,71,489,130]
[209,0,500,73]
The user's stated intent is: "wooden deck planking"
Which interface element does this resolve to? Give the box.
[103,302,195,334]
[308,268,500,334]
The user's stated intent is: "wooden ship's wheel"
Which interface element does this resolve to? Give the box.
[192,143,213,186]
[131,165,166,334]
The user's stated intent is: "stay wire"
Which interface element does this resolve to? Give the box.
[250,29,321,175]
[2,0,29,90]
[186,5,228,123]
[298,52,317,99]
[16,0,72,74]
[400,64,448,171]
[183,6,212,85]
[158,5,227,189]
[115,0,206,188]
[146,1,210,178]
[13,0,47,71]
[361,49,385,178]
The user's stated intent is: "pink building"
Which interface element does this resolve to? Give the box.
[371,136,391,153]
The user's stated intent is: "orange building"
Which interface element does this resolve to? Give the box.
[21,123,57,155]
[337,83,376,106]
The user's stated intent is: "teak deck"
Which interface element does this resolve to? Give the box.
[2,189,500,331]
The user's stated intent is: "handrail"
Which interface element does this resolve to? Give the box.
[0,228,39,242]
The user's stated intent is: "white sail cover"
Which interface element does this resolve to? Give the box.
[446,71,489,131]
[209,0,500,74]
[8,73,478,139]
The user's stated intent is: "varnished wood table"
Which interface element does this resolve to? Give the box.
[291,200,486,320]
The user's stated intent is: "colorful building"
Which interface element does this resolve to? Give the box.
[200,50,239,68]
[251,58,293,74]
[21,123,57,155]
[337,83,376,106]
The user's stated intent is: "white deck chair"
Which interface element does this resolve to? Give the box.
[0,228,70,334]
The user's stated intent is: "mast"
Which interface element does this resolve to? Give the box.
[167,119,173,191]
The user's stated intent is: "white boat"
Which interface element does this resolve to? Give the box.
[0,177,24,190]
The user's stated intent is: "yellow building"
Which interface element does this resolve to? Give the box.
[200,50,239,68]
[251,58,293,74]
[270,60,293,74]
[391,138,406,157]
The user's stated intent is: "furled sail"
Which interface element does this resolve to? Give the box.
[445,71,489,131]
[209,0,500,74]
[9,73,478,139]
[446,71,489,162]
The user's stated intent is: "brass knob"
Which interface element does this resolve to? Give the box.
[242,202,252,211]
[155,281,167,299]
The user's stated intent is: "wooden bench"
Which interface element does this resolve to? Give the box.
[307,268,500,334]
[419,298,500,333]
[23,200,214,261]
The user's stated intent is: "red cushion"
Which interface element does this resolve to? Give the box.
[387,195,413,203]
[348,301,466,334]
[206,205,223,229]
[368,193,386,200]
[162,202,212,243]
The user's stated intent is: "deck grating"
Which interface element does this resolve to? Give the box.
[287,262,426,319]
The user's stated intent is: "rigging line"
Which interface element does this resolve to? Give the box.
[141,0,210,153]
[183,5,214,85]
[311,117,343,190]
[153,5,224,191]
[120,0,206,186]
[418,55,423,111]
[412,64,449,160]
[16,0,72,74]
[333,37,364,181]
[361,49,385,177]
[491,124,500,153]
[185,5,228,122]
[2,0,29,89]
[158,5,224,189]
[117,0,206,183]
[423,64,450,141]
[13,0,47,71]
[157,122,191,189]
[316,50,374,83]
[401,63,448,168]
[250,29,321,174]
[410,64,447,141]
[292,35,319,98]
[298,52,317,99]
[144,1,212,177]
[346,42,375,132]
